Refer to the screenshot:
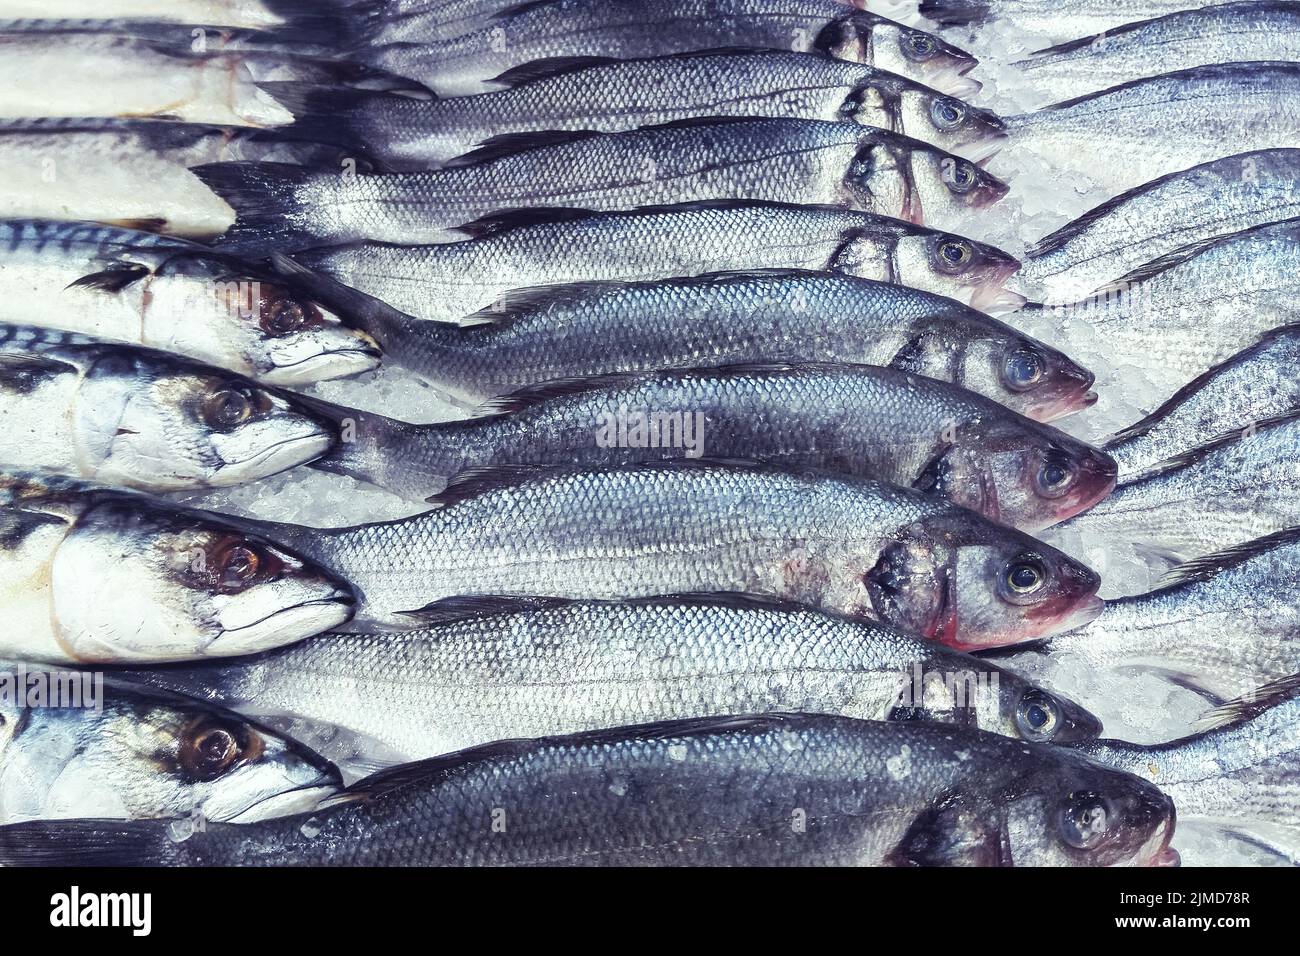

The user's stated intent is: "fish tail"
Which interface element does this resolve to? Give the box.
[0,819,185,867]
[194,161,329,254]
[918,0,993,26]
[262,0,388,48]
[259,82,382,157]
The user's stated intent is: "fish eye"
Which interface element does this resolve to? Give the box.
[945,161,978,193]
[1059,791,1111,850]
[1002,348,1044,392]
[904,32,938,59]
[259,291,322,337]
[202,385,257,429]
[1015,690,1060,742]
[1005,557,1046,595]
[216,542,265,590]
[179,718,260,782]
[934,238,973,272]
[1035,453,1077,498]
[930,99,967,131]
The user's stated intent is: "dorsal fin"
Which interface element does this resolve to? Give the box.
[489,55,623,87]
[425,462,566,507]
[1041,61,1300,112]
[1198,672,1300,729]
[1090,231,1240,294]
[450,205,603,239]
[1159,526,1300,588]
[1125,408,1300,480]
[489,0,555,20]
[65,263,152,293]
[0,352,78,392]
[441,129,606,168]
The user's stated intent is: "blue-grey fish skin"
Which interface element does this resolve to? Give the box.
[110,595,1103,762]
[0,715,1176,867]
[919,0,1239,42]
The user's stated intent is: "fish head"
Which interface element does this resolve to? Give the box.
[988,676,1102,744]
[911,148,1010,226]
[77,352,336,491]
[149,268,382,386]
[930,419,1117,531]
[886,85,1007,160]
[0,690,341,823]
[50,499,354,662]
[864,512,1102,649]
[890,230,1022,309]
[854,15,980,95]
[953,331,1096,421]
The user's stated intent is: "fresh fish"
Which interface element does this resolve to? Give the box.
[1083,674,1300,865]
[1105,326,1300,477]
[1057,411,1300,564]
[1019,218,1300,411]
[995,528,1300,706]
[1012,3,1300,108]
[0,714,1178,866]
[0,675,340,824]
[240,460,1103,649]
[0,219,381,386]
[0,324,337,492]
[1016,150,1300,303]
[266,50,1003,169]
[322,270,1089,420]
[999,63,1300,203]
[309,362,1117,530]
[283,201,1025,321]
[198,117,1010,249]
[0,1,309,31]
[0,119,354,238]
[349,0,980,96]
[0,470,354,664]
[917,0,1232,41]
[115,593,1104,765]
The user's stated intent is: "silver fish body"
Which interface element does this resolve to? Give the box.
[267,50,1002,168]
[1011,2,1300,107]
[0,1,294,29]
[289,201,1024,323]
[0,676,340,824]
[200,118,1009,249]
[918,0,1237,42]
[313,362,1116,530]
[0,470,355,664]
[1016,150,1300,304]
[345,270,1089,419]
[1105,326,1300,477]
[1001,63,1300,204]
[353,0,979,96]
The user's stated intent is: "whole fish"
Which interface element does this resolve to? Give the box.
[329,270,1090,420]
[284,201,1025,322]
[1016,150,1300,303]
[267,50,1003,169]
[1105,326,1300,477]
[0,470,354,664]
[199,117,1010,249]
[239,460,1104,648]
[349,0,980,96]
[0,324,336,492]
[1082,674,1300,865]
[113,594,1105,765]
[1000,63,1300,203]
[1059,411,1300,563]
[0,675,340,824]
[0,219,381,386]
[0,119,353,238]
[995,528,1300,706]
[309,362,1117,530]
[0,714,1178,866]
[917,0,1233,40]
[1012,3,1300,108]
[1020,218,1300,410]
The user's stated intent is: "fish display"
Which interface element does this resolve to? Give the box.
[307,362,1117,527]
[199,118,1010,249]
[111,594,1103,764]
[266,50,1003,169]
[917,0,1235,41]
[0,714,1178,866]
[0,676,341,824]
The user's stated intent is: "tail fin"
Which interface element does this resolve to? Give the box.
[259,82,382,156]
[0,819,183,867]
[195,162,332,253]
[262,0,388,49]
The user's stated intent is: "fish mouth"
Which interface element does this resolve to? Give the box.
[963,135,1006,165]
[268,341,383,384]
[1027,592,1105,636]
[967,258,1025,312]
[220,432,334,482]
[215,594,355,656]
[223,781,341,824]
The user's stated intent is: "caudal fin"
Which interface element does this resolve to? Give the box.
[262,0,388,48]
[259,82,380,157]
[195,162,332,253]
[0,819,183,867]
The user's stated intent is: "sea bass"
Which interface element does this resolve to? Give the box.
[0,714,1177,866]
[917,0,1235,41]
[1105,326,1300,477]
[113,594,1104,766]
[0,470,354,664]
[1000,63,1300,203]
[0,219,381,386]
[1016,150,1300,303]
[349,0,980,96]
[0,1,300,30]
[0,324,335,492]
[1012,3,1300,108]
[308,362,1117,529]
[329,270,1089,419]
[199,118,1010,249]
[240,460,1103,648]
[266,50,1003,169]
[0,676,340,824]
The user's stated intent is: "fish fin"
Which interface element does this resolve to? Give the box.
[1196,672,1300,731]
[256,82,383,155]
[1027,169,1191,260]
[65,263,152,293]
[1159,528,1300,587]
[489,55,624,87]
[398,590,821,623]
[270,251,415,330]
[1090,233,1236,295]
[1128,540,1188,571]
[0,819,178,867]
[107,217,170,233]
[1204,821,1300,866]
[885,790,1011,866]
[1127,409,1300,481]
[262,0,388,46]
[449,205,604,238]
[396,594,587,623]
[194,162,324,253]
[489,0,559,19]
[424,462,567,506]
[0,352,78,392]
[441,129,607,168]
